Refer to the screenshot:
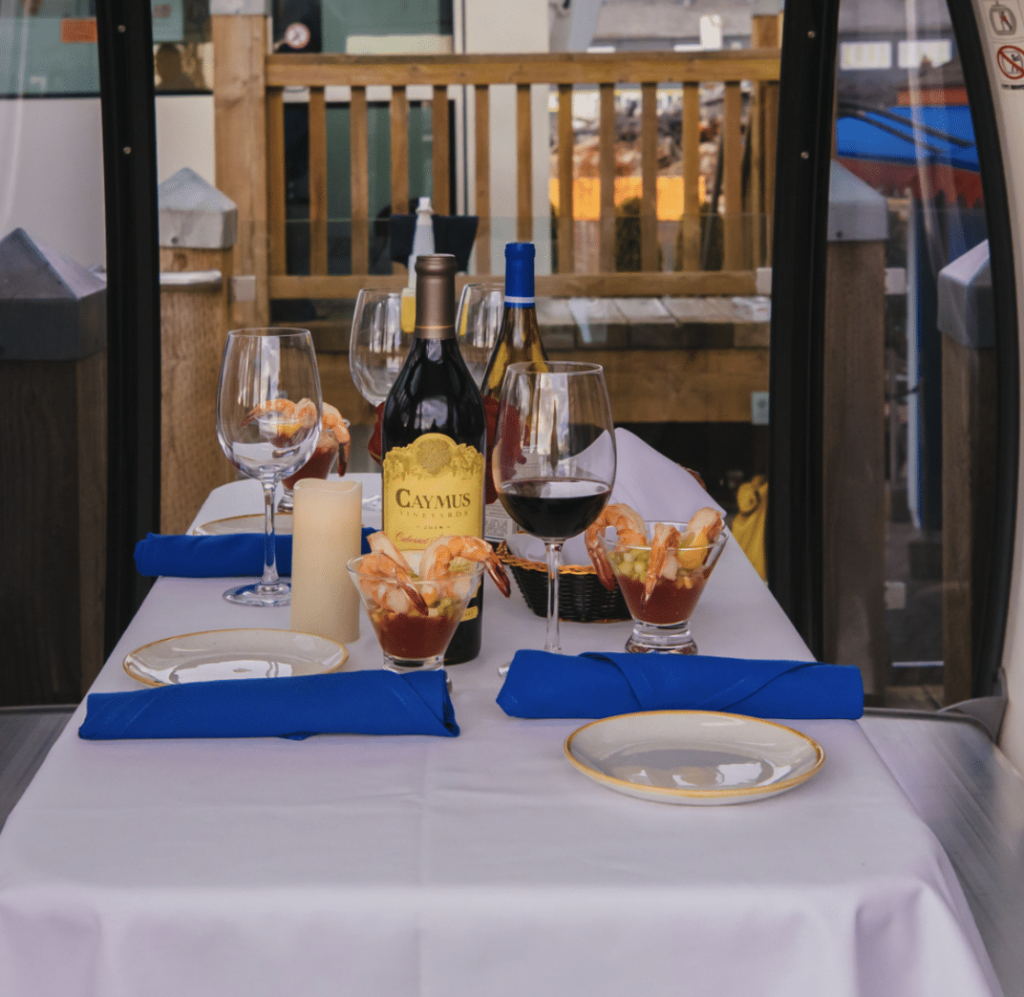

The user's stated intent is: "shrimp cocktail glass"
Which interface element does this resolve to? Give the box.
[348,555,487,673]
[592,509,728,654]
[493,362,616,654]
[277,404,351,513]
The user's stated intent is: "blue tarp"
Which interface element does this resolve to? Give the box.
[836,105,978,171]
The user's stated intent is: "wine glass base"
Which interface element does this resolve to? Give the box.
[624,621,697,655]
[223,581,292,607]
[362,494,382,511]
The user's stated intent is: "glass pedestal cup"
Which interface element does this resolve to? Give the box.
[347,557,485,674]
[597,523,728,654]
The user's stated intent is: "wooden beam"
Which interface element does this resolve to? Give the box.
[822,239,888,697]
[350,85,369,275]
[266,50,783,87]
[308,86,328,275]
[213,13,269,324]
[431,85,450,215]
[266,87,286,276]
[270,269,759,299]
[681,81,701,271]
[640,82,659,272]
[763,81,779,266]
[390,86,410,275]
[599,81,615,272]
[517,83,532,242]
[557,83,575,273]
[722,81,744,271]
[474,84,491,273]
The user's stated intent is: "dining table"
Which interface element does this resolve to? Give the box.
[0,473,1004,997]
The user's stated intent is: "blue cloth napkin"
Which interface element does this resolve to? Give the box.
[496,651,863,720]
[134,528,375,578]
[79,670,459,740]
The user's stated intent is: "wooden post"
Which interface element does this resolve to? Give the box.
[681,82,701,271]
[938,244,997,706]
[212,2,269,326]
[821,162,889,699]
[557,83,575,273]
[516,83,533,242]
[640,82,659,272]
[473,85,491,274]
[751,6,783,266]
[598,82,616,272]
[0,229,107,703]
[157,169,237,536]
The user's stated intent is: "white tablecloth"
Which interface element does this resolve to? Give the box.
[0,476,1002,997]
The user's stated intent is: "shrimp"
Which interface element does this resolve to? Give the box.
[645,522,683,604]
[676,507,725,572]
[321,402,351,463]
[585,503,648,591]
[366,531,414,573]
[356,550,429,615]
[419,536,511,598]
[242,397,318,444]
[684,507,724,544]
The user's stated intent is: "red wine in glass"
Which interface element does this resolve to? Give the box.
[493,362,616,653]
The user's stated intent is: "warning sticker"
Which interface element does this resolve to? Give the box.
[988,1,1022,37]
[997,43,1024,79]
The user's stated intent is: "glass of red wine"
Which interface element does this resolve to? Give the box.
[493,361,616,653]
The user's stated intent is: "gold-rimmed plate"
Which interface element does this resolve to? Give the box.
[123,629,348,687]
[564,711,825,806]
[193,514,294,536]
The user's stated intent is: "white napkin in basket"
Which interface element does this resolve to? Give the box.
[506,428,724,568]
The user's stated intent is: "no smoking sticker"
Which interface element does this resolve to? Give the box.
[997,43,1024,78]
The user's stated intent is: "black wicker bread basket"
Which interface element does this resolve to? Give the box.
[496,540,630,623]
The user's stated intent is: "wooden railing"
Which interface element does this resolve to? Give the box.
[213,31,780,314]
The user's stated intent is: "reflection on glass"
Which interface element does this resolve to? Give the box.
[829,0,995,709]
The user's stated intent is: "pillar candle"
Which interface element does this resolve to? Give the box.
[290,478,362,645]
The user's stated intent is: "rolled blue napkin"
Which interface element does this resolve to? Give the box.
[496,651,863,720]
[79,670,458,740]
[134,528,375,578]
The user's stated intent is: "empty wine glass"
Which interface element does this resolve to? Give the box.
[493,361,616,653]
[349,288,408,509]
[456,282,503,388]
[216,328,322,606]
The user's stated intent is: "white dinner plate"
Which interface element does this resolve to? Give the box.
[193,513,294,535]
[564,710,825,805]
[123,629,348,686]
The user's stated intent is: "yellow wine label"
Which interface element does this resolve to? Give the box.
[382,433,485,550]
[460,603,479,623]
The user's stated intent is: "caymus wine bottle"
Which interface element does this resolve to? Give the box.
[381,254,488,664]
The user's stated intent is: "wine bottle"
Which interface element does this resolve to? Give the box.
[480,242,549,541]
[381,254,488,664]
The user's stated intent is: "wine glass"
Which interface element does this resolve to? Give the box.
[216,328,322,606]
[456,282,503,388]
[493,361,616,653]
[349,288,408,509]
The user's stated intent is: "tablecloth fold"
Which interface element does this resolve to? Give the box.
[79,670,459,739]
[134,529,374,577]
[496,651,863,719]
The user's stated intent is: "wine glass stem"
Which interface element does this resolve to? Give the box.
[544,541,564,654]
[261,479,280,588]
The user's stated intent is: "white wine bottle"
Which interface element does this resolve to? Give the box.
[480,242,549,541]
[381,254,487,663]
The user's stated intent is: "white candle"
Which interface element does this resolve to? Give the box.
[290,478,362,645]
